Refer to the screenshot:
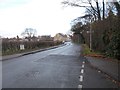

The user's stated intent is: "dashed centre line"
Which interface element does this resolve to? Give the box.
[79,75,83,82]
[78,85,82,88]
[78,61,85,89]
[83,61,85,64]
[82,64,84,68]
[81,69,84,74]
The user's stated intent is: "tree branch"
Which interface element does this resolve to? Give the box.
[61,1,89,7]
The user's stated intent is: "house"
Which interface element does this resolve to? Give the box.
[38,35,53,41]
[54,33,69,42]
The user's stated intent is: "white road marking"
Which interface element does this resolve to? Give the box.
[78,85,82,88]
[78,62,85,89]
[83,61,85,64]
[82,64,84,68]
[98,70,101,73]
[81,69,84,74]
[79,75,83,82]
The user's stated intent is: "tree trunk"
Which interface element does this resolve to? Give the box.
[96,1,101,20]
[114,2,120,17]
[103,0,105,20]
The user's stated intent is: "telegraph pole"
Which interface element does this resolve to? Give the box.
[90,17,93,52]
[90,23,92,51]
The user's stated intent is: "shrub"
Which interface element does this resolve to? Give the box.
[2,40,62,55]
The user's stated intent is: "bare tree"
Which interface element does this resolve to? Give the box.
[102,0,105,19]
[114,1,120,17]
[62,0,107,20]
[21,28,37,41]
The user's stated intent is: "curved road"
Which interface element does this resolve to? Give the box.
[2,42,118,88]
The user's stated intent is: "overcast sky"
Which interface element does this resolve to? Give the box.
[0,0,85,38]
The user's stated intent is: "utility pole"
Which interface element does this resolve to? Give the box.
[90,17,93,52]
[90,23,92,51]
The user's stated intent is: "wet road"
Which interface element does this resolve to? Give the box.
[2,42,118,88]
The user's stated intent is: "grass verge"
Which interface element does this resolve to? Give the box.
[81,44,120,62]
[81,44,105,57]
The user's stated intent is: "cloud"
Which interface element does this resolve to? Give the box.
[0,0,85,37]
[0,0,31,9]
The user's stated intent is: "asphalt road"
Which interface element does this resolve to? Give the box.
[2,42,118,88]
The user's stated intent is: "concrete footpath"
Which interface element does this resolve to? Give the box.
[1,44,65,61]
[85,56,120,84]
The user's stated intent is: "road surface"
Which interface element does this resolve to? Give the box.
[2,42,118,88]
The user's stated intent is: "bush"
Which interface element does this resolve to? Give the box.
[106,32,120,60]
[2,40,62,55]
[81,44,91,55]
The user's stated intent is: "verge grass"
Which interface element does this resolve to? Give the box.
[81,44,103,57]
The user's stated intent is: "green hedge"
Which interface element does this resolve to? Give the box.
[2,40,62,55]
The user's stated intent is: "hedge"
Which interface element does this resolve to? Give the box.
[2,40,62,55]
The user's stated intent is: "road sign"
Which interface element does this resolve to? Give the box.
[20,44,25,50]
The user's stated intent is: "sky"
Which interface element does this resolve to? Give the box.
[0,0,85,38]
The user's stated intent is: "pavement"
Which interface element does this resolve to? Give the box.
[1,44,65,61]
[85,56,120,85]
